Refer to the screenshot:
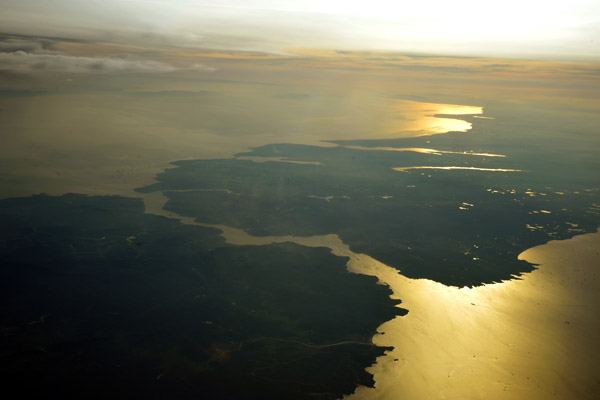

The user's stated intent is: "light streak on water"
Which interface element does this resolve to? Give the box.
[345,146,506,157]
[393,166,522,172]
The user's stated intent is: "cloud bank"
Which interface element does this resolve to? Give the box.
[0,50,213,74]
[1,0,599,61]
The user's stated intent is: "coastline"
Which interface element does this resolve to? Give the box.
[349,229,600,399]
[143,190,600,398]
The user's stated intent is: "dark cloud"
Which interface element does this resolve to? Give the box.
[127,90,216,97]
[0,34,214,75]
[396,64,480,74]
[0,51,196,74]
[0,89,51,97]
[272,93,311,100]
[0,35,53,53]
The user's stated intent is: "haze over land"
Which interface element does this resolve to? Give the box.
[1,1,599,399]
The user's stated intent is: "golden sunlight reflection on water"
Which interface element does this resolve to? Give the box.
[143,192,600,400]
[385,100,483,136]
[348,231,600,400]
[345,146,506,157]
[393,166,522,172]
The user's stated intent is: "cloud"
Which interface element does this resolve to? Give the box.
[4,0,600,61]
[0,89,51,97]
[272,93,311,100]
[0,34,215,75]
[127,90,216,97]
[0,50,214,74]
[396,64,480,74]
[0,35,54,53]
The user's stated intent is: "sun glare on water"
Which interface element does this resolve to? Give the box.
[384,99,483,136]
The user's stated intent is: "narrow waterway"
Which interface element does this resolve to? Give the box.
[143,191,600,400]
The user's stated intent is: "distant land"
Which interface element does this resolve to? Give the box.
[138,124,600,287]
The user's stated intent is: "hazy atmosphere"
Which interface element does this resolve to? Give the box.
[1,1,599,399]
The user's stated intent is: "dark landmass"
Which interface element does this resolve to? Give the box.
[0,194,403,399]
[138,129,600,287]
[2,113,598,398]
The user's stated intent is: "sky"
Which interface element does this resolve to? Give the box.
[0,0,599,61]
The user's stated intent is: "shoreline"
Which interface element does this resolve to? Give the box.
[350,229,600,399]
[142,190,600,399]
